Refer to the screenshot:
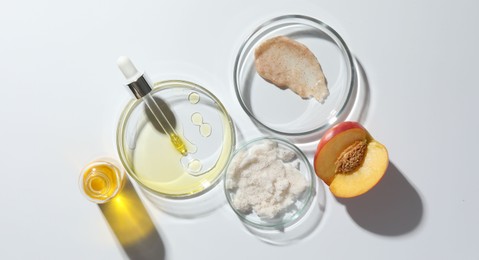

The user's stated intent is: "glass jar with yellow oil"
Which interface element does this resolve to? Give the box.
[79,159,126,204]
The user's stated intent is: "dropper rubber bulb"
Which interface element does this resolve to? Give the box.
[117,56,142,81]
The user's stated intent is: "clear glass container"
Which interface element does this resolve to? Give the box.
[79,158,126,204]
[224,137,316,229]
[116,80,235,201]
[233,15,355,141]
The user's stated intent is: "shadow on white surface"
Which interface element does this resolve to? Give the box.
[99,179,167,260]
[348,58,370,124]
[234,121,248,144]
[337,162,423,236]
[242,178,327,246]
[301,57,371,157]
[141,180,227,219]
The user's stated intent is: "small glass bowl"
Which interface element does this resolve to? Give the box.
[224,137,315,229]
[116,80,235,200]
[233,15,355,139]
[78,158,126,204]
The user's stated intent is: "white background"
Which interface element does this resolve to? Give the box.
[1,0,478,259]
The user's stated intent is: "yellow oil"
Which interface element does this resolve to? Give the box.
[81,161,124,202]
[191,112,203,125]
[188,159,202,173]
[169,132,188,155]
[200,124,212,137]
[191,112,212,137]
[188,92,200,104]
[133,120,233,196]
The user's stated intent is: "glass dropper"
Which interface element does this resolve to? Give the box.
[117,56,188,156]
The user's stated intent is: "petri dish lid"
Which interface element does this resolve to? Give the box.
[233,15,356,140]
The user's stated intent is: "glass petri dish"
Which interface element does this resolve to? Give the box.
[117,80,235,199]
[233,15,355,139]
[224,137,315,229]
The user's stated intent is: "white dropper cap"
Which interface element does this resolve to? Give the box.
[117,56,152,99]
[117,56,142,83]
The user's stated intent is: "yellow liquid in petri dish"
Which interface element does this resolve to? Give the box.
[132,121,233,197]
[81,161,123,203]
[191,112,212,137]
[188,92,200,104]
[168,132,188,156]
[191,112,203,125]
[119,84,235,198]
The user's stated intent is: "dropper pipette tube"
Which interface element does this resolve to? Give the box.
[143,92,187,155]
[117,56,188,156]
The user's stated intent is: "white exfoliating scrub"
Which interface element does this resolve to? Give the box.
[226,140,309,219]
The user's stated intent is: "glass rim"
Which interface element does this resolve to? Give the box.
[233,14,356,137]
[223,136,316,229]
[78,159,125,204]
[116,79,236,199]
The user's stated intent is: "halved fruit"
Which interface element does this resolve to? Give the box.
[314,122,389,198]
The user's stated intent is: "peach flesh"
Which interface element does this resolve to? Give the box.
[314,122,388,198]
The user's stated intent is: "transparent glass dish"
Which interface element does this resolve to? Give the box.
[78,158,126,204]
[233,15,355,139]
[117,80,235,199]
[224,137,315,229]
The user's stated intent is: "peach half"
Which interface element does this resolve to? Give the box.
[314,122,389,198]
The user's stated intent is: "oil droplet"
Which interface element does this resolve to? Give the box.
[188,92,200,104]
[191,112,203,126]
[80,161,124,203]
[89,175,108,194]
[188,159,202,173]
[200,123,212,137]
